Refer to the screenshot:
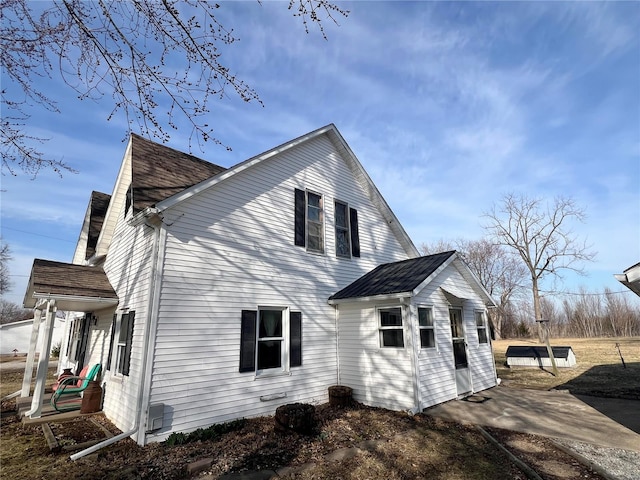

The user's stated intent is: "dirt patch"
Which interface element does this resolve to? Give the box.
[49,417,114,449]
[1,400,608,480]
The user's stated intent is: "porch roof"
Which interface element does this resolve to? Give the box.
[329,251,456,303]
[23,259,118,311]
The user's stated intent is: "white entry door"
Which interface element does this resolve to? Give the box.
[449,308,471,396]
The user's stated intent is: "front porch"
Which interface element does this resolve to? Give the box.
[21,259,118,421]
[17,392,100,425]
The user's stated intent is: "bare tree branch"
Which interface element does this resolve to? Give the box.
[1,0,349,176]
[483,193,596,341]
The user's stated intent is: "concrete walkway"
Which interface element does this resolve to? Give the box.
[423,385,640,452]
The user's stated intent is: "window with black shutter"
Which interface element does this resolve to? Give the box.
[114,311,135,376]
[294,188,324,253]
[349,207,360,257]
[290,311,302,367]
[239,308,303,373]
[335,201,360,259]
[239,310,257,372]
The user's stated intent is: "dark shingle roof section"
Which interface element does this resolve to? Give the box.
[329,251,456,301]
[130,133,227,212]
[28,259,117,300]
[506,346,574,360]
[86,191,111,259]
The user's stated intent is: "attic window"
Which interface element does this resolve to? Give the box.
[335,201,350,257]
[334,201,360,258]
[294,188,324,254]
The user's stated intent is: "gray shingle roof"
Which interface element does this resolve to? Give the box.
[329,251,456,301]
[130,133,227,212]
[26,259,117,300]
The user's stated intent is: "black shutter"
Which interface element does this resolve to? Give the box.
[106,314,117,371]
[122,311,135,376]
[294,188,306,247]
[290,311,302,367]
[239,310,257,372]
[349,208,360,257]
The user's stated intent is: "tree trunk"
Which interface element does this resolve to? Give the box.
[532,277,558,375]
[532,278,543,342]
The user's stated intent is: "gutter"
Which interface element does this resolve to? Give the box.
[71,209,164,459]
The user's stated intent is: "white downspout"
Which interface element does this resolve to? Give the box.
[135,218,165,445]
[25,300,56,418]
[21,307,43,397]
[71,213,163,460]
[334,305,340,385]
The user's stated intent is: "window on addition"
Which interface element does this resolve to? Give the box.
[379,307,404,348]
[476,311,489,344]
[418,307,436,348]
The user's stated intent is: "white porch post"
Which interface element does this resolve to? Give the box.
[27,300,56,418]
[21,307,44,397]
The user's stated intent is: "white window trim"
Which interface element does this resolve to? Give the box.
[306,190,325,254]
[113,313,126,377]
[475,309,489,346]
[417,305,437,350]
[67,316,83,362]
[377,306,405,349]
[111,311,133,377]
[255,306,290,377]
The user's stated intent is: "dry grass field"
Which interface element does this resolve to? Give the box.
[493,337,640,399]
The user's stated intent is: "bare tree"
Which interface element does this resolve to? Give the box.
[420,237,527,339]
[484,193,596,344]
[1,0,348,177]
[0,239,12,295]
[1,299,33,324]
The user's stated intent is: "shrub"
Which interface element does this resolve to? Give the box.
[51,342,61,358]
[165,418,246,446]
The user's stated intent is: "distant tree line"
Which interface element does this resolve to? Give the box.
[495,292,640,339]
[421,193,638,340]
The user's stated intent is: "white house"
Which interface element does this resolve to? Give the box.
[0,317,65,356]
[22,124,497,447]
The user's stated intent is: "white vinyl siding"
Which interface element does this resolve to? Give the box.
[101,214,155,432]
[337,302,415,411]
[145,134,410,441]
[412,261,497,409]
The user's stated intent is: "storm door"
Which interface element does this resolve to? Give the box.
[449,308,471,395]
[70,314,91,375]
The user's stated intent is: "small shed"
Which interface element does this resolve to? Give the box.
[506,346,576,368]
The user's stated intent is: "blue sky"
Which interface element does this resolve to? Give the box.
[2,1,639,307]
